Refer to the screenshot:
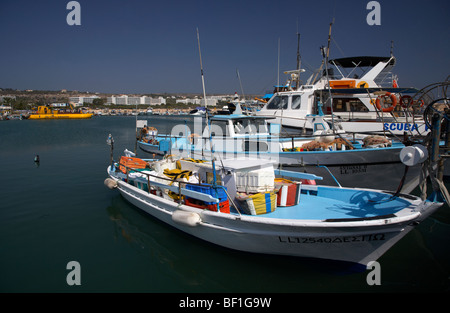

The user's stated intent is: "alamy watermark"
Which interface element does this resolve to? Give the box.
[166,117,281,164]
[66,1,81,26]
[366,261,381,285]
[366,1,381,26]
[66,261,81,285]
[65,2,380,28]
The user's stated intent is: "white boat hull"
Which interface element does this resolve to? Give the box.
[261,114,430,136]
[338,120,429,136]
[111,174,441,266]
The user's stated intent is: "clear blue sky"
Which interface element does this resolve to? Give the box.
[0,0,448,95]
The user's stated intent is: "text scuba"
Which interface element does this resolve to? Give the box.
[383,123,428,132]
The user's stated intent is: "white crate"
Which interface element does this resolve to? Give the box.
[235,167,274,193]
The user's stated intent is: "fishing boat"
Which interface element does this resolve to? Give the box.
[104,149,443,267]
[254,55,428,137]
[137,109,423,193]
[28,104,92,119]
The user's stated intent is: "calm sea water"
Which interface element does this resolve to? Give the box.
[1,115,449,293]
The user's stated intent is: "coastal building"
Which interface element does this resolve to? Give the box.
[176,98,201,105]
[176,97,218,106]
[201,98,217,106]
[106,95,166,106]
[69,95,101,105]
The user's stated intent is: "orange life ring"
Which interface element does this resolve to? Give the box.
[399,95,413,108]
[376,92,397,112]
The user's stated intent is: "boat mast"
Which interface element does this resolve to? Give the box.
[322,20,335,132]
[296,31,301,89]
[277,37,280,87]
[196,28,219,192]
[197,28,208,111]
[236,69,245,100]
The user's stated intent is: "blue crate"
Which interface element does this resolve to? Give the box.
[185,184,227,205]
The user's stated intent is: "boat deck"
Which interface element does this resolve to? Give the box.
[235,187,413,221]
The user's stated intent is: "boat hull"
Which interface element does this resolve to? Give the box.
[139,141,169,156]
[110,174,441,266]
[139,138,421,193]
[189,146,421,193]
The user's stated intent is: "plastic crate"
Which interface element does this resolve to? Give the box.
[236,191,277,215]
[275,178,301,207]
[185,184,227,205]
[185,198,230,214]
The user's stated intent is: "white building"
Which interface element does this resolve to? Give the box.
[106,95,166,105]
[176,98,201,105]
[176,97,217,106]
[69,96,101,105]
[201,98,217,106]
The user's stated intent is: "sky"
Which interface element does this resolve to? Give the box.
[0,0,448,95]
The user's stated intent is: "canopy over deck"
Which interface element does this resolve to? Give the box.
[329,56,396,68]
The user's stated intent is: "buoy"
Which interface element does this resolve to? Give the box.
[172,210,201,227]
[34,155,40,163]
[399,144,428,166]
[104,178,118,189]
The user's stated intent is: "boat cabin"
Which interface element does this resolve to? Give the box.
[203,115,274,138]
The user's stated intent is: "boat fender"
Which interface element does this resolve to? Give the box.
[376,92,397,112]
[104,178,118,189]
[399,144,428,166]
[172,210,201,227]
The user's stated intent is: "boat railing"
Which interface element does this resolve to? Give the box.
[143,130,411,156]
[115,160,241,213]
[153,131,364,144]
[116,158,341,214]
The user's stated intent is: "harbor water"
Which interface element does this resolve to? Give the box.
[1,115,449,293]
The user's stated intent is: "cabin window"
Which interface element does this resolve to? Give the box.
[253,119,269,133]
[333,98,368,112]
[243,141,269,152]
[266,95,288,110]
[233,119,268,135]
[291,95,302,109]
[210,121,228,137]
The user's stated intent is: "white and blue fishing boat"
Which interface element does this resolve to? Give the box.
[104,149,443,267]
[137,108,423,193]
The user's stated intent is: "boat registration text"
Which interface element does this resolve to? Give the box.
[279,234,386,244]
